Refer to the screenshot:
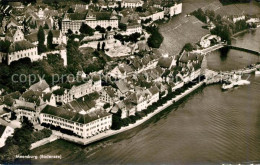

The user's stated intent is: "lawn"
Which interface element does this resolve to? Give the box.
[159,0,260,55]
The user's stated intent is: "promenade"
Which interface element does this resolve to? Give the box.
[33,81,205,147]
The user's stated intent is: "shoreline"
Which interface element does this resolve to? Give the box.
[32,80,205,149]
[232,27,260,38]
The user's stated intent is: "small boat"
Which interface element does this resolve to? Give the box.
[222,83,234,90]
[255,69,260,75]
[233,80,250,86]
[242,68,256,74]
[222,74,250,90]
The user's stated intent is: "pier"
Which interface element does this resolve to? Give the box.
[205,64,260,85]
[225,45,260,56]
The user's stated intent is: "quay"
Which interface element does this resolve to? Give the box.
[205,64,260,85]
[30,46,260,149]
[32,81,205,148]
[31,63,260,148]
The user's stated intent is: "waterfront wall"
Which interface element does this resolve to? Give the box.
[30,134,59,150]
[50,81,205,146]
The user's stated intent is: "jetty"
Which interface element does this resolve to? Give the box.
[205,64,260,85]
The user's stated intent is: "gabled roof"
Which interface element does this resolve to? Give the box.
[13,99,36,111]
[119,63,133,74]
[21,90,43,106]
[29,79,49,92]
[115,80,130,94]
[42,105,111,124]
[44,29,61,38]
[103,86,116,98]
[8,40,37,53]
[179,50,199,63]
[43,93,52,102]
[148,86,159,95]
[0,91,21,107]
[68,12,86,20]
[25,32,38,43]
[158,57,174,68]
[5,26,21,38]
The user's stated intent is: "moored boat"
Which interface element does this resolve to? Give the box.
[255,69,260,75]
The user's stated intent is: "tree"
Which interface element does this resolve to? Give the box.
[119,23,127,31]
[106,26,112,31]
[53,24,56,30]
[47,30,53,49]
[129,32,141,43]
[92,0,98,3]
[102,42,106,51]
[183,43,193,51]
[67,7,74,13]
[67,29,73,35]
[111,115,122,130]
[79,23,94,36]
[82,0,91,4]
[147,26,164,48]
[43,23,49,29]
[97,42,100,51]
[0,40,11,53]
[37,26,46,53]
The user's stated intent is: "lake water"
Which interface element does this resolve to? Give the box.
[31,29,260,164]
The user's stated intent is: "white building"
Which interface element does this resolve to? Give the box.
[125,24,142,35]
[40,105,112,138]
[0,125,14,148]
[5,27,24,42]
[43,30,67,45]
[139,8,165,22]
[121,0,144,8]
[7,40,39,65]
[85,11,119,29]
[146,86,159,106]
[62,11,119,34]
[164,3,182,17]
[53,77,102,104]
[62,13,86,34]
[232,15,245,23]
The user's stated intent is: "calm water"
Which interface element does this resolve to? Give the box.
[31,29,260,164]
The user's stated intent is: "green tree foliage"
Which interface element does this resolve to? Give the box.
[102,42,106,51]
[111,115,122,130]
[43,23,49,29]
[129,32,141,43]
[135,6,146,12]
[67,29,73,35]
[119,23,127,31]
[67,7,74,13]
[82,0,91,4]
[97,42,101,51]
[183,43,193,52]
[47,30,53,49]
[219,0,250,5]
[95,26,106,33]
[106,26,112,31]
[92,0,98,3]
[0,120,52,163]
[146,26,164,48]
[0,40,11,53]
[79,23,94,36]
[37,26,46,53]
[191,8,207,23]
